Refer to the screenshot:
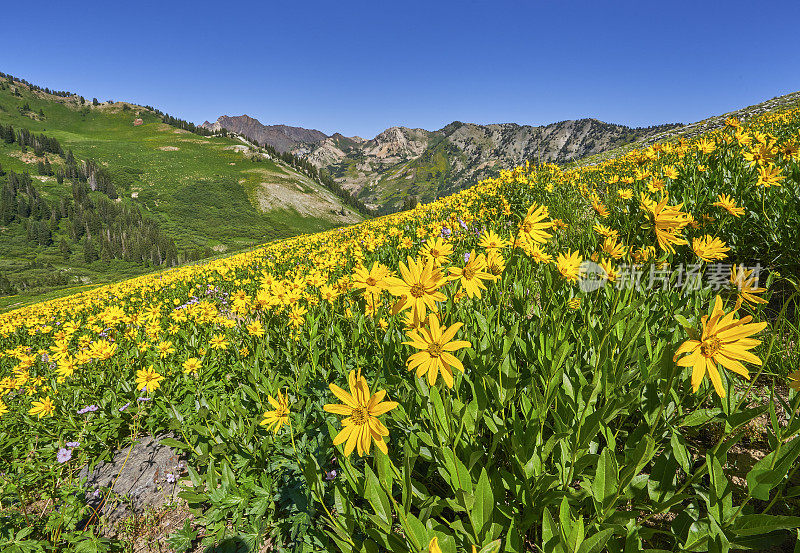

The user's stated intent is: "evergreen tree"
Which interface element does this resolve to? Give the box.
[0,272,14,296]
[59,237,71,260]
[83,239,98,263]
[36,222,52,246]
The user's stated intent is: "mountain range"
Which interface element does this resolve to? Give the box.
[202,116,682,212]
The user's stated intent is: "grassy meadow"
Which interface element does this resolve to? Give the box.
[0,79,360,301]
[1,97,800,553]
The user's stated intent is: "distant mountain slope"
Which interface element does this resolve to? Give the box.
[0,72,361,302]
[202,115,328,153]
[296,119,681,212]
[204,112,680,213]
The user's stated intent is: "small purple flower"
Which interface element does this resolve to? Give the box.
[77,404,99,415]
[441,227,451,238]
[165,473,176,483]
[119,402,131,412]
[324,469,338,481]
[91,489,102,498]
[458,218,468,230]
[66,441,80,448]
[137,396,151,402]
[57,448,72,463]
[464,252,471,263]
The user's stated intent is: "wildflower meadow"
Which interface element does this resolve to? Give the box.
[2,107,800,552]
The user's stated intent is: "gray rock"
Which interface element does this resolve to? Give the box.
[78,433,186,525]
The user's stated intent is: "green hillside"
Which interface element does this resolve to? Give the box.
[0,74,361,306]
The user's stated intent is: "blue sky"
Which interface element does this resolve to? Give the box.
[3,0,799,138]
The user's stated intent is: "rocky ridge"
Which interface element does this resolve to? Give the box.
[203,113,682,213]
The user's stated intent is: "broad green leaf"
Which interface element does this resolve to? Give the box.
[670,432,692,474]
[473,467,494,539]
[363,464,392,532]
[577,528,615,553]
[731,514,800,536]
[592,448,618,515]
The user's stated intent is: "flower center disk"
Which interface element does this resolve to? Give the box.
[700,336,721,357]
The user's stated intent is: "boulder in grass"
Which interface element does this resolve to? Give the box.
[78,433,187,525]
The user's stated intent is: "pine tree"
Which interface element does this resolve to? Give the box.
[83,239,97,263]
[0,272,14,296]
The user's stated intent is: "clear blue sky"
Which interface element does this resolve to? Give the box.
[3,0,799,138]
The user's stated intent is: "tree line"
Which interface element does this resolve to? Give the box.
[0,71,76,98]
[1,166,180,268]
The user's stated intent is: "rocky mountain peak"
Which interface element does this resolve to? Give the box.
[200,115,328,153]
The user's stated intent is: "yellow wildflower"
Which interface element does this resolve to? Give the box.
[323,370,398,456]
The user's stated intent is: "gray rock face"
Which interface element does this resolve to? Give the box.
[78,434,186,524]
[296,118,681,212]
[201,115,328,153]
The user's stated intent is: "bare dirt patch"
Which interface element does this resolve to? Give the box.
[158,146,180,151]
[9,150,51,164]
[224,145,250,152]
[172,129,190,134]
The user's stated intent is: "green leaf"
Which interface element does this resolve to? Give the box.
[477,539,502,553]
[158,437,191,451]
[402,513,428,552]
[473,467,494,539]
[592,448,619,514]
[706,453,733,524]
[747,435,800,501]
[430,386,450,440]
[725,404,767,431]
[375,447,393,493]
[364,464,392,532]
[577,528,615,553]
[165,519,198,553]
[178,491,208,503]
[731,514,800,536]
[543,507,557,543]
[670,432,692,474]
[681,408,722,427]
[443,449,473,495]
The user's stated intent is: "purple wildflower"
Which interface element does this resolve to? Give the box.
[66,441,80,448]
[119,402,131,412]
[441,227,451,238]
[464,252,471,263]
[57,448,72,463]
[77,404,99,414]
[165,473,176,483]
[137,396,151,402]
[324,469,338,481]
[458,218,468,230]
